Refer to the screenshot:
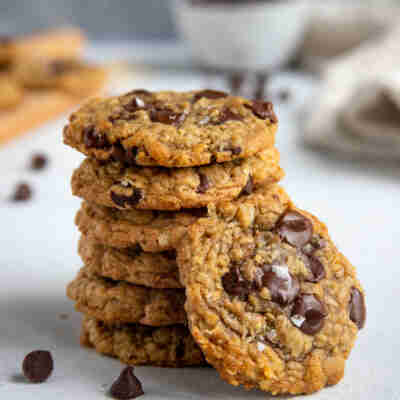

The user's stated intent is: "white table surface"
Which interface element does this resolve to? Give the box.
[0,41,399,399]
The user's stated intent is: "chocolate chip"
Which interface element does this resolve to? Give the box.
[30,153,48,170]
[228,73,245,95]
[240,176,253,196]
[262,265,300,306]
[110,366,144,399]
[125,244,142,258]
[111,143,138,165]
[163,249,177,260]
[111,188,143,208]
[124,97,145,112]
[11,182,32,202]
[83,126,109,149]
[246,101,278,122]
[214,108,243,125]
[196,173,211,193]
[22,350,53,383]
[175,338,186,360]
[193,90,228,102]
[150,108,185,126]
[290,294,327,335]
[210,155,217,164]
[349,287,366,330]
[277,211,313,248]
[303,254,326,283]
[222,265,252,300]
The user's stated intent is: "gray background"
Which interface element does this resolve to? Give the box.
[0,0,176,39]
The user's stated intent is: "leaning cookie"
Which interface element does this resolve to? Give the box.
[75,201,204,252]
[14,58,107,96]
[67,267,186,326]
[178,185,366,395]
[71,147,283,210]
[63,89,278,167]
[78,234,182,289]
[81,316,206,367]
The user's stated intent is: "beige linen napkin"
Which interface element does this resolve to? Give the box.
[302,4,400,160]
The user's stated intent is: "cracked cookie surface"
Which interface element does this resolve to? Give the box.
[63,90,278,167]
[81,316,206,367]
[79,234,181,289]
[177,185,366,395]
[71,147,283,210]
[67,267,186,326]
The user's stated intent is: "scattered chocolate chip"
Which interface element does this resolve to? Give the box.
[83,126,109,149]
[349,287,366,330]
[11,182,32,202]
[109,366,144,400]
[254,73,270,100]
[214,108,243,125]
[150,108,185,126]
[222,265,252,300]
[163,249,177,260]
[246,101,278,123]
[290,294,327,335]
[303,254,326,283]
[262,265,300,306]
[193,90,228,102]
[111,188,143,208]
[22,350,53,383]
[30,153,48,171]
[277,211,313,248]
[240,176,253,196]
[228,72,245,95]
[196,173,211,193]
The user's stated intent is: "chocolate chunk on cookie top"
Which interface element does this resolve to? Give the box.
[178,184,366,395]
[63,90,278,167]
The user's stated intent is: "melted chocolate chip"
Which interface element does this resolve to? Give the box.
[222,265,252,300]
[196,173,211,193]
[262,265,300,306]
[214,108,243,125]
[303,254,326,283]
[240,176,253,196]
[163,249,177,260]
[291,294,327,335]
[109,366,144,399]
[277,211,313,248]
[83,126,109,149]
[111,188,143,208]
[193,90,228,102]
[125,244,142,258]
[30,153,48,170]
[124,97,146,112]
[111,143,138,165]
[150,108,185,126]
[12,182,32,202]
[246,101,278,122]
[349,287,366,330]
[175,338,185,360]
[22,350,53,383]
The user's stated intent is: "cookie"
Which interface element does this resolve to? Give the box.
[14,58,107,96]
[63,90,278,167]
[71,147,283,210]
[75,201,204,252]
[0,36,15,66]
[0,75,23,109]
[178,186,366,395]
[81,316,206,367]
[78,234,181,289]
[67,267,186,326]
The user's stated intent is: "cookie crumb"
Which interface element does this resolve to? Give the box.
[110,367,144,399]
[22,350,53,383]
[30,153,48,171]
[11,182,32,202]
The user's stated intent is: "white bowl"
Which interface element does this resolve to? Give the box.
[171,0,309,71]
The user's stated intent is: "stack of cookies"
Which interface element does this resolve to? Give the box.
[64,90,366,395]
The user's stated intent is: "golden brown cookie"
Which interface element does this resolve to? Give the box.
[78,235,181,289]
[81,316,206,367]
[0,75,23,109]
[67,267,185,326]
[75,201,205,252]
[177,185,366,395]
[14,58,107,96]
[63,90,278,167]
[71,147,283,210]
